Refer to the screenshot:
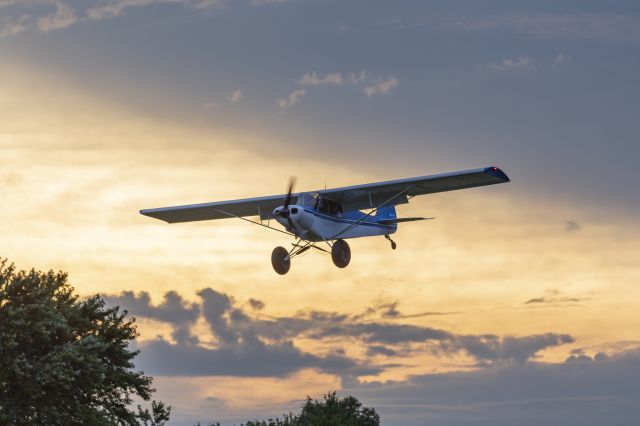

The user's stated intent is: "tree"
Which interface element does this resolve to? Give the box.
[295,392,379,426]
[0,258,170,425]
[206,392,380,426]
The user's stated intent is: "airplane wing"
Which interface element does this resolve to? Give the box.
[140,195,287,223]
[318,166,510,212]
[140,166,509,224]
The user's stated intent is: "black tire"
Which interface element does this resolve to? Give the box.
[271,246,291,275]
[331,239,351,268]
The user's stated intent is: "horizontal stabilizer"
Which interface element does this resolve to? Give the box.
[379,217,434,225]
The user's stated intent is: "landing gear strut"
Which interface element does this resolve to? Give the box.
[385,234,397,250]
[331,239,351,268]
[271,246,291,275]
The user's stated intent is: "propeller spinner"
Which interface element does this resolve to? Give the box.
[275,177,298,234]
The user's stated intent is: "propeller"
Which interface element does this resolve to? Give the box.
[283,176,296,210]
[277,177,298,234]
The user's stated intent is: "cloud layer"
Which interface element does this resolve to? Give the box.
[106,287,576,380]
[277,71,399,109]
[104,287,640,425]
[397,13,640,43]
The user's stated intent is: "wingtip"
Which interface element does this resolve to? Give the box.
[484,166,510,182]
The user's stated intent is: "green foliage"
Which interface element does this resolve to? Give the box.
[137,401,171,426]
[207,392,379,426]
[295,392,379,426]
[0,258,170,425]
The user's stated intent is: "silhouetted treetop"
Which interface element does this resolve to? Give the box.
[203,391,379,426]
[0,258,169,425]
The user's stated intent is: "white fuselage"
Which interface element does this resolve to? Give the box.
[273,205,397,242]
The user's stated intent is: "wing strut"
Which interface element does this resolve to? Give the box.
[328,184,416,240]
[213,209,295,237]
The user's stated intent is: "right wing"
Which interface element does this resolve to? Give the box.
[140,194,287,224]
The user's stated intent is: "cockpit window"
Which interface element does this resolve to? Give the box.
[296,193,318,208]
[296,194,343,216]
[316,197,343,216]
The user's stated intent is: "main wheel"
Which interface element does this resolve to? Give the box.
[271,246,291,275]
[331,239,351,268]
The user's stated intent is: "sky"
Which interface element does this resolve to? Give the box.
[1,0,640,424]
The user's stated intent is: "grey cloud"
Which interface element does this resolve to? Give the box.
[447,333,575,365]
[0,0,284,36]
[104,290,199,324]
[310,323,452,345]
[202,396,226,409]
[524,288,585,307]
[553,53,572,68]
[197,290,573,366]
[276,88,306,109]
[363,76,399,97]
[565,220,581,232]
[298,72,344,87]
[525,296,582,305]
[568,348,610,363]
[136,336,379,378]
[363,301,401,319]
[114,288,575,377]
[366,345,398,357]
[405,14,640,43]
[483,56,536,73]
[348,349,640,426]
[278,70,399,107]
[103,290,199,344]
[37,1,76,32]
[0,14,28,37]
[125,288,383,379]
[248,298,265,310]
[197,288,240,344]
[566,354,594,363]
[356,299,458,321]
[0,0,75,37]
[227,89,243,103]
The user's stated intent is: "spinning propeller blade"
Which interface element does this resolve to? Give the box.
[283,176,296,209]
[277,177,298,234]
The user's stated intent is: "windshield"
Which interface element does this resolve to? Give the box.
[296,193,318,208]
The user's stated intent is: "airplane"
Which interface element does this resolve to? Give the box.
[140,166,510,275]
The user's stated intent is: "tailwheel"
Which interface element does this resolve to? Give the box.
[331,239,351,268]
[271,246,291,275]
[385,234,397,250]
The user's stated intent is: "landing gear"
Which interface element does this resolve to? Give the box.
[270,239,351,274]
[385,234,397,250]
[331,239,351,268]
[271,246,291,275]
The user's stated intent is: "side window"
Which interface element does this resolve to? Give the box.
[313,197,342,215]
[328,201,338,215]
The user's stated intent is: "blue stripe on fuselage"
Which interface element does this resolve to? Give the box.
[303,209,395,229]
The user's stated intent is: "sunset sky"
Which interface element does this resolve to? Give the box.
[2,1,640,425]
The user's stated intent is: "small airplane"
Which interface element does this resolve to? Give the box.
[140,166,510,274]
